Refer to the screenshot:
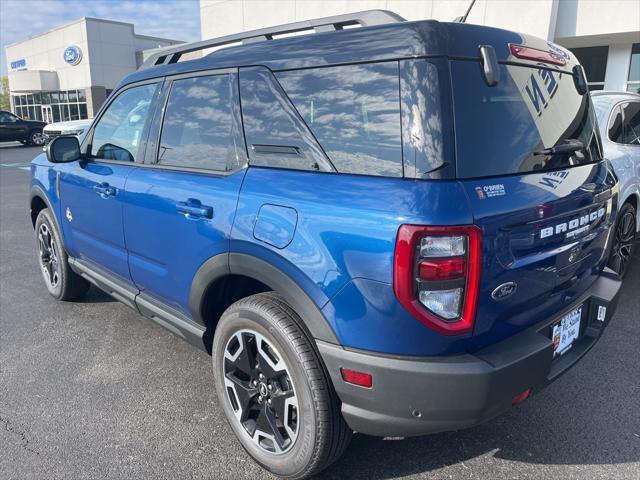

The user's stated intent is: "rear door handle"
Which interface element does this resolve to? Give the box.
[176,198,213,219]
[93,182,116,198]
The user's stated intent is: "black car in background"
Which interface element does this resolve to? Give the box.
[0,110,47,146]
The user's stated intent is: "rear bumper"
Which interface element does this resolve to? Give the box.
[318,268,621,437]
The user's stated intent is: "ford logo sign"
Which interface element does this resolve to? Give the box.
[63,45,82,66]
[491,282,517,300]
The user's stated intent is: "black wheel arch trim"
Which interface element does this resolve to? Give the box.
[30,186,62,234]
[188,252,340,344]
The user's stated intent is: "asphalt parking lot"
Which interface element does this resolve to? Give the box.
[1,143,639,480]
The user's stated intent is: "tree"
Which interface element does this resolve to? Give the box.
[0,76,10,111]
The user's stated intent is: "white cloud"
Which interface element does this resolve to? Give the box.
[0,0,200,76]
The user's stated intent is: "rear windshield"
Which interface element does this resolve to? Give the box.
[451,60,602,179]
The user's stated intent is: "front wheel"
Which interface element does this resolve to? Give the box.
[35,208,90,300]
[212,293,351,479]
[28,130,45,146]
[607,202,637,277]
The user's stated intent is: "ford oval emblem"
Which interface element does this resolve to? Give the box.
[63,45,82,66]
[491,282,517,300]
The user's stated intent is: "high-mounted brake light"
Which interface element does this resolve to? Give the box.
[509,44,566,66]
[394,225,482,335]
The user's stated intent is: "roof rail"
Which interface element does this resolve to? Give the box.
[140,10,406,70]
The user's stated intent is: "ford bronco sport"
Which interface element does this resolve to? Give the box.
[30,11,622,479]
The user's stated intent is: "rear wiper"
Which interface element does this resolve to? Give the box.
[534,140,584,156]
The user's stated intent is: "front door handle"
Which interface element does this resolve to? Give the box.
[176,198,213,219]
[93,182,116,198]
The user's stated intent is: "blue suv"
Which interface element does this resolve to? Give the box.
[30,11,622,479]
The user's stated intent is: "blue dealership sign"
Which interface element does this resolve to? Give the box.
[10,59,27,71]
[63,45,82,66]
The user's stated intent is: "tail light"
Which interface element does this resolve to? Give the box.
[394,225,482,335]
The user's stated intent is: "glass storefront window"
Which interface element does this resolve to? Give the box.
[571,46,608,90]
[52,105,61,122]
[11,90,89,121]
[69,104,79,120]
[628,43,640,93]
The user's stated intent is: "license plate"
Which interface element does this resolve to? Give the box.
[552,307,582,357]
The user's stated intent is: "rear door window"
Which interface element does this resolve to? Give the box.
[158,74,241,172]
[277,62,403,177]
[451,61,602,178]
[239,67,333,172]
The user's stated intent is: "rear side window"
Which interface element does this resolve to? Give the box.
[399,59,453,179]
[239,67,333,172]
[620,102,640,145]
[277,62,403,177]
[608,105,623,142]
[91,83,158,162]
[451,61,602,178]
[158,74,241,171]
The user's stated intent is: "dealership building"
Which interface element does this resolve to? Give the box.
[5,17,182,123]
[200,0,639,92]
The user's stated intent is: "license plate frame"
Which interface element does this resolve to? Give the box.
[551,306,583,358]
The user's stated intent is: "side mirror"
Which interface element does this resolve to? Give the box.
[46,136,81,163]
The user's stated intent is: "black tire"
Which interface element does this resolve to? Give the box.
[35,208,90,301]
[607,202,637,277]
[212,293,351,479]
[27,130,45,146]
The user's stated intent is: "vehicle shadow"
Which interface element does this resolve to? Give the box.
[320,394,638,479]
[319,252,640,479]
[80,286,116,303]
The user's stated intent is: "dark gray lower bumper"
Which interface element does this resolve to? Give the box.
[318,269,621,437]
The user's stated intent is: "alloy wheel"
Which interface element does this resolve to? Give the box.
[609,210,636,276]
[223,329,299,455]
[31,132,45,145]
[38,223,60,288]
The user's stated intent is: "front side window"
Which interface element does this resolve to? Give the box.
[0,112,18,123]
[158,74,241,172]
[91,83,158,162]
[277,62,403,177]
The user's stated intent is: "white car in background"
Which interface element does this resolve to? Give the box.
[42,119,92,148]
[592,91,640,277]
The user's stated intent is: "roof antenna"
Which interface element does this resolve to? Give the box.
[454,0,477,23]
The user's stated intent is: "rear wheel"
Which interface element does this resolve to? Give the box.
[212,293,351,479]
[608,202,637,277]
[35,208,90,300]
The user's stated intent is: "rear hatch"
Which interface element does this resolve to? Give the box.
[448,46,618,349]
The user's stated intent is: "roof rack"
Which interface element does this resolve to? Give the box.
[140,10,406,70]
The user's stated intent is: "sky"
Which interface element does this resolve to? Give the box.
[0,0,201,77]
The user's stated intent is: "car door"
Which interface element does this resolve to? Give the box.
[608,100,640,207]
[57,81,162,281]
[122,71,247,315]
[0,111,28,141]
